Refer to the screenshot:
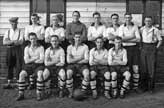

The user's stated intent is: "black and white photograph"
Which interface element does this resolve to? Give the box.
[0,0,164,108]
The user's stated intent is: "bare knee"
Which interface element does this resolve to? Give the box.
[82,69,90,80]
[104,72,110,80]
[123,71,131,81]
[58,69,66,80]
[90,71,97,79]
[66,69,73,79]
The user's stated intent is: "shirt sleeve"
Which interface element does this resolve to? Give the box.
[19,29,24,41]
[84,45,89,61]
[134,25,141,40]
[81,24,87,42]
[87,27,92,41]
[66,45,71,63]
[66,23,73,41]
[60,28,65,38]
[38,46,45,63]
[155,28,162,41]
[108,49,113,65]
[122,49,128,65]
[24,26,29,40]
[24,46,29,63]
[102,26,106,38]
[45,27,50,39]
[41,26,45,35]
[3,30,9,44]
[60,49,65,65]
[45,48,50,61]
[89,49,94,65]
[118,25,124,38]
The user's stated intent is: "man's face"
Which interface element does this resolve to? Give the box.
[52,16,59,25]
[96,38,103,49]
[10,22,17,29]
[51,37,59,48]
[74,34,81,44]
[94,14,101,24]
[125,15,132,23]
[111,15,119,25]
[72,12,80,22]
[144,18,152,27]
[29,35,37,45]
[31,16,38,24]
[114,39,122,49]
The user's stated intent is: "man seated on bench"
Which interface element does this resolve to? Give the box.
[66,32,90,98]
[89,37,111,99]
[43,35,66,98]
[108,36,131,99]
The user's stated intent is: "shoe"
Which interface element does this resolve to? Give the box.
[68,93,73,98]
[27,84,35,90]
[112,90,117,99]
[120,90,125,99]
[133,88,143,94]
[3,84,13,89]
[92,90,97,99]
[59,90,64,98]
[104,92,111,100]
[37,93,42,101]
[16,94,24,101]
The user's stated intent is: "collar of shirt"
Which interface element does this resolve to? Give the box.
[91,22,103,26]
[72,21,82,25]
[142,26,156,33]
[124,22,134,26]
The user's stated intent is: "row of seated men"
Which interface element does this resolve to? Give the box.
[3,11,162,101]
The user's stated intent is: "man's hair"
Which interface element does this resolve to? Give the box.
[28,32,37,39]
[115,36,122,41]
[93,11,101,17]
[124,12,132,16]
[95,36,103,41]
[111,13,119,18]
[144,16,153,20]
[72,11,80,17]
[50,35,59,40]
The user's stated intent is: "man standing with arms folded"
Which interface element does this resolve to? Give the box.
[119,13,141,92]
[66,11,87,44]
[3,17,24,89]
[140,16,162,93]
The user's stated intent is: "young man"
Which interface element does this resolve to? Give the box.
[16,32,44,101]
[24,13,45,89]
[45,15,65,49]
[140,16,162,93]
[66,11,87,44]
[3,17,24,89]
[89,37,110,99]
[24,13,45,46]
[104,13,120,50]
[66,32,90,98]
[43,35,66,98]
[119,13,141,92]
[87,11,106,49]
[108,36,130,98]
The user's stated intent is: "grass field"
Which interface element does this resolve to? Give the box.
[0,83,164,108]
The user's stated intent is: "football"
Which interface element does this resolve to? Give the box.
[73,89,87,101]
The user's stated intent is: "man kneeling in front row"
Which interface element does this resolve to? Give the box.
[108,36,131,98]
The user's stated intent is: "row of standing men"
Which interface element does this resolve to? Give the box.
[3,11,162,101]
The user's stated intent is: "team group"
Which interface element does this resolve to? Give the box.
[3,11,162,101]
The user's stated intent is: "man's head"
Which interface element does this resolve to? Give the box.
[9,17,18,29]
[124,12,132,24]
[111,13,119,25]
[95,37,104,50]
[114,36,122,49]
[74,32,82,45]
[50,35,59,48]
[31,13,39,24]
[28,32,38,46]
[52,15,60,26]
[144,16,153,27]
[72,11,80,22]
[93,11,101,24]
